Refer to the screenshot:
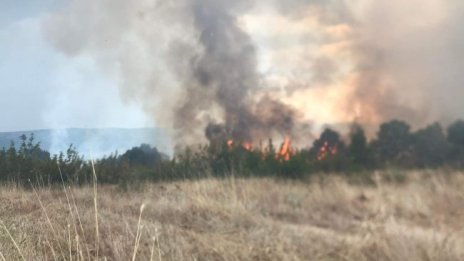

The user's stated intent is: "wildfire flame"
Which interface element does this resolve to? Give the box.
[227,139,234,148]
[276,136,293,161]
[317,142,338,161]
[226,136,294,161]
[243,142,253,151]
[226,139,253,151]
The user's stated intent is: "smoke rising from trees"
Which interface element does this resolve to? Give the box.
[43,0,464,145]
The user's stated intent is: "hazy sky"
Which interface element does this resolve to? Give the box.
[0,0,150,132]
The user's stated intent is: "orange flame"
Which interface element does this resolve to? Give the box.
[227,139,254,151]
[227,139,234,149]
[317,142,338,161]
[242,142,253,151]
[276,136,292,161]
[226,137,296,161]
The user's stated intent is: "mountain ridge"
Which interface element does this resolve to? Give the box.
[0,128,171,158]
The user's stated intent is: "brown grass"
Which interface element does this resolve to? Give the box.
[1,171,464,260]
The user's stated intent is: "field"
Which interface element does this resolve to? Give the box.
[1,171,464,260]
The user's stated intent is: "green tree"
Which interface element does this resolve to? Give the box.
[412,123,449,167]
[447,120,464,164]
[348,124,371,167]
[121,144,164,167]
[372,120,413,167]
[448,120,464,147]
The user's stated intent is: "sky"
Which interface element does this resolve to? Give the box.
[0,0,150,132]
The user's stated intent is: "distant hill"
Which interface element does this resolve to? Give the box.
[0,128,172,159]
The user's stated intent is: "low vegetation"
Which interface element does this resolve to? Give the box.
[1,171,464,260]
[0,119,463,259]
[0,119,464,186]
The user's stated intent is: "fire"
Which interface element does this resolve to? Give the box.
[242,142,253,151]
[276,136,293,161]
[226,139,253,151]
[317,142,338,161]
[225,137,294,161]
[227,139,234,149]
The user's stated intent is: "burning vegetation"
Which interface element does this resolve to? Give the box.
[6,0,464,183]
[276,136,293,161]
[0,119,463,186]
[159,119,461,181]
[317,142,338,161]
[44,0,464,148]
[226,136,294,161]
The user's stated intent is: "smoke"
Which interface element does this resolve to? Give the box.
[169,0,312,143]
[271,0,464,128]
[176,0,260,141]
[43,0,464,145]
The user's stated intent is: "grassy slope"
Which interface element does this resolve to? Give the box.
[1,171,464,260]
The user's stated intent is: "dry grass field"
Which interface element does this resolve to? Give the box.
[1,171,464,260]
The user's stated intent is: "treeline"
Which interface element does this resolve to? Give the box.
[1,119,464,186]
[163,120,464,179]
[0,135,167,186]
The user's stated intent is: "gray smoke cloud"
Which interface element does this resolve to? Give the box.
[43,0,464,145]
[164,0,312,144]
[352,0,464,128]
[44,0,307,145]
[177,0,261,141]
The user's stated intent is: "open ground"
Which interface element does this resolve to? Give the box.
[1,171,464,260]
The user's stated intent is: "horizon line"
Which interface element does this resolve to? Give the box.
[0,127,163,133]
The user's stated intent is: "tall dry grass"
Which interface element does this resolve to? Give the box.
[0,170,464,260]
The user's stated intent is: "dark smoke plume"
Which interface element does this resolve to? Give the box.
[169,0,307,143]
[44,0,464,145]
[181,0,260,141]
